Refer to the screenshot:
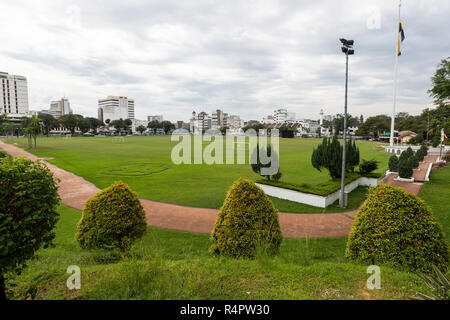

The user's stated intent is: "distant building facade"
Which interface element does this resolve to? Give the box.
[0,71,29,115]
[98,96,135,122]
[43,98,72,118]
[148,115,163,122]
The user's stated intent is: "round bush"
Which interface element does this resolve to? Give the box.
[346,184,448,272]
[0,157,60,299]
[76,181,147,254]
[210,178,283,258]
[388,155,399,172]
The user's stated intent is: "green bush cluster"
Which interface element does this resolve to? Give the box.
[76,181,147,254]
[388,155,399,172]
[210,178,283,258]
[346,184,449,272]
[0,157,60,299]
[0,150,7,158]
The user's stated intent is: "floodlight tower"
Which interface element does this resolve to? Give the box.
[339,38,354,208]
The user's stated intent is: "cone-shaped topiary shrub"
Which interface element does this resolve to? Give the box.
[398,155,413,178]
[76,181,147,254]
[411,154,420,169]
[346,184,448,272]
[210,178,283,258]
[388,155,399,172]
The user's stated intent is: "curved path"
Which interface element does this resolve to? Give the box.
[0,140,436,239]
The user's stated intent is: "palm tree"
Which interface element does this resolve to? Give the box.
[20,117,33,148]
[29,115,43,149]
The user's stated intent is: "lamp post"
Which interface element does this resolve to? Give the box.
[339,38,354,208]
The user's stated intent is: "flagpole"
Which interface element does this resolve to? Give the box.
[390,0,401,146]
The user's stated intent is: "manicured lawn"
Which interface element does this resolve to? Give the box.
[420,165,450,242]
[2,136,389,213]
[5,205,430,300]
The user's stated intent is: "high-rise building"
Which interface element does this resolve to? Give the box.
[0,72,29,115]
[273,108,295,124]
[46,98,72,118]
[211,109,228,129]
[98,96,135,122]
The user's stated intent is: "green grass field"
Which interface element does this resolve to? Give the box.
[5,204,432,300]
[2,136,390,213]
[3,138,448,300]
[421,165,450,243]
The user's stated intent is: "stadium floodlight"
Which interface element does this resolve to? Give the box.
[339,38,355,208]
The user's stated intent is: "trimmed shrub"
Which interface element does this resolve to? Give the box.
[415,149,425,162]
[210,178,283,258]
[311,136,343,179]
[359,159,378,174]
[419,144,428,157]
[346,184,448,272]
[404,147,414,158]
[411,154,420,169]
[398,155,413,178]
[0,150,7,158]
[0,157,60,300]
[76,181,147,254]
[388,155,399,172]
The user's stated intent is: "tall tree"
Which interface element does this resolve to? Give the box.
[29,115,43,148]
[428,57,450,103]
[38,113,58,136]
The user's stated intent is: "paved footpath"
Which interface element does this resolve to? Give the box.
[0,140,436,239]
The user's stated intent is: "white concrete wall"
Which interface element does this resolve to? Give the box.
[256,177,378,208]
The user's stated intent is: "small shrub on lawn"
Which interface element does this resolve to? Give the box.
[210,178,283,258]
[0,150,8,158]
[346,184,449,272]
[388,155,399,172]
[76,181,147,255]
[359,159,378,174]
[0,157,60,300]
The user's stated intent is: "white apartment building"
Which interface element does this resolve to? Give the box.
[273,108,296,124]
[190,111,211,134]
[46,98,72,118]
[98,96,135,122]
[0,72,29,115]
[211,109,228,129]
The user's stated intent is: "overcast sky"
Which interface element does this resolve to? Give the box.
[1,0,449,122]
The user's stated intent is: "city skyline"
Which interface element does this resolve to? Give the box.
[1,1,449,122]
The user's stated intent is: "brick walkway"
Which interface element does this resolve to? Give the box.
[0,140,437,239]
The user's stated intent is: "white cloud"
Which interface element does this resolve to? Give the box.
[0,0,449,122]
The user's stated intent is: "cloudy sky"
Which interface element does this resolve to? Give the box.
[1,0,449,122]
